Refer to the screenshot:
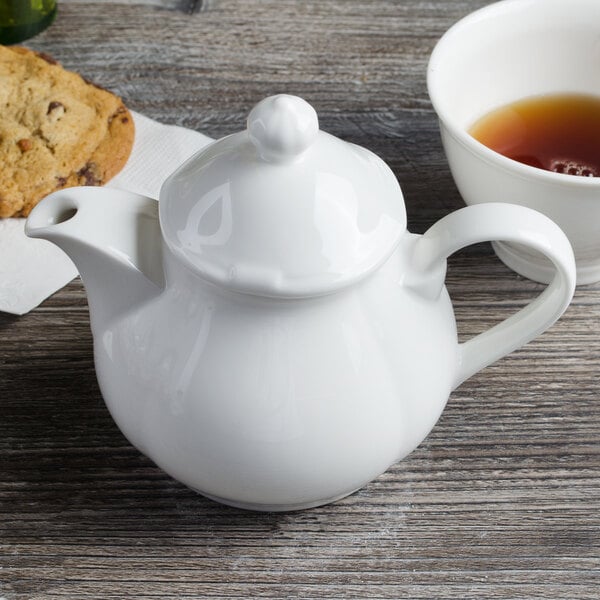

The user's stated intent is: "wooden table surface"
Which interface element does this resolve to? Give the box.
[1,1,599,598]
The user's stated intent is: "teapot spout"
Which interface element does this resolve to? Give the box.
[25,187,164,328]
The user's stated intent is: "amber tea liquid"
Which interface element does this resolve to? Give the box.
[469,93,600,177]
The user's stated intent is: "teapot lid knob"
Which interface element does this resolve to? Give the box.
[248,94,319,163]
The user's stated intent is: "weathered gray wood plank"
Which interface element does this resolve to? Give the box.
[1,1,599,599]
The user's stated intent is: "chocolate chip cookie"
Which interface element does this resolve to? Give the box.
[0,45,134,217]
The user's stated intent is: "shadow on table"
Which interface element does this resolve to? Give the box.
[0,335,336,542]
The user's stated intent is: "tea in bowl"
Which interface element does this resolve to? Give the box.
[428,0,600,285]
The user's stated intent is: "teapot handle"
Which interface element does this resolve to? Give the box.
[410,203,576,390]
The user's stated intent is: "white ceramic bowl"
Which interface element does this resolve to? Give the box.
[428,0,600,285]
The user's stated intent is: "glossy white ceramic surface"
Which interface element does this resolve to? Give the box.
[428,0,600,285]
[159,94,406,297]
[25,96,576,511]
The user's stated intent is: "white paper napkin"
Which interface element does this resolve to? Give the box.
[0,112,213,315]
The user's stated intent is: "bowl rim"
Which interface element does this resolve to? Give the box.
[427,0,600,189]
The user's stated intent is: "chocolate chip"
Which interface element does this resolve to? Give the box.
[47,101,64,115]
[56,176,67,187]
[17,139,32,152]
[77,162,102,186]
[109,106,128,125]
[121,117,129,123]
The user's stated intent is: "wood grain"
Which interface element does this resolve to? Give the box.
[1,1,599,599]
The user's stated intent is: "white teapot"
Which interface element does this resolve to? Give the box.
[26,95,575,511]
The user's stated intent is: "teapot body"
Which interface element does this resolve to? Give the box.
[25,94,575,511]
[94,237,459,511]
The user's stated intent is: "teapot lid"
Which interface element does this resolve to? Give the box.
[159,95,406,297]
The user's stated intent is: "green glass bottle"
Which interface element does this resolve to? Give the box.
[0,0,57,44]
